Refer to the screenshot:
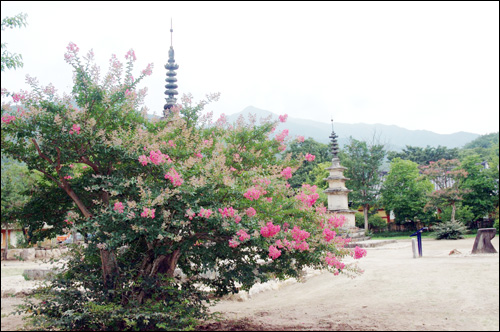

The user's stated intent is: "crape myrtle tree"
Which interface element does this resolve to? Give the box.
[1,44,366,330]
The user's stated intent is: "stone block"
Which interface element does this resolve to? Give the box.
[35,249,46,258]
[21,248,36,261]
[6,249,22,260]
[472,228,497,254]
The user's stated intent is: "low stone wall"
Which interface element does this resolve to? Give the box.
[22,268,63,281]
[3,248,69,261]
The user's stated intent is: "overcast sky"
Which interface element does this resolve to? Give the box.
[1,1,499,135]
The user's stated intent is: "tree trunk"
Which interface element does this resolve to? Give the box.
[136,249,181,304]
[3,228,9,260]
[363,205,369,234]
[451,202,456,223]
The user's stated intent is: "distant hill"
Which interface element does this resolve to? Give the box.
[226,106,480,151]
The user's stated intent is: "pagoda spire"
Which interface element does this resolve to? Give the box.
[329,118,340,159]
[163,19,179,116]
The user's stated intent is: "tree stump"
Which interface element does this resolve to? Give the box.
[471,228,497,254]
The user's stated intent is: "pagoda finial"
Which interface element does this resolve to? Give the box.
[163,18,179,116]
[170,18,173,47]
[329,118,340,159]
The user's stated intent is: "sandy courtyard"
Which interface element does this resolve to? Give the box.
[1,237,499,331]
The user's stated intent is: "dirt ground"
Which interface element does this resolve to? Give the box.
[1,237,499,331]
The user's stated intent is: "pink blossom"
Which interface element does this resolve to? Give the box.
[165,168,183,187]
[125,49,136,61]
[12,93,23,103]
[230,167,237,172]
[194,152,203,158]
[260,221,281,238]
[295,184,319,208]
[114,202,125,213]
[140,207,155,219]
[297,136,305,143]
[236,229,250,242]
[234,215,242,223]
[138,155,149,166]
[243,187,263,201]
[278,144,287,152]
[1,115,16,124]
[268,245,282,259]
[323,228,336,242]
[141,63,153,76]
[352,246,367,259]
[279,114,288,123]
[327,214,346,228]
[294,240,310,252]
[219,207,236,218]
[291,226,310,242]
[264,197,273,203]
[229,239,239,248]
[185,208,196,220]
[82,165,88,169]
[275,129,289,142]
[69,164,75,168]
[125,89,131,96]
[198,208,213,219]
[64,175,73,180]
[149,150,172,165]
[305,153,316,162]
[246,207,257,217]
[69,124,81,135]
[281,167,292,180]
[325,252,345,274]
[167,140,176,147]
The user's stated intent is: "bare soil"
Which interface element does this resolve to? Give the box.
[2,237,499,331]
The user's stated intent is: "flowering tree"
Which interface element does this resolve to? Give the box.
[1,44,365,330]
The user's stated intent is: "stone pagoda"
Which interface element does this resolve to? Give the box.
[323,120,357,229]
[163,19,179,117]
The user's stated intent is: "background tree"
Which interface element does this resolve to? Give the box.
[341,137,386,232]
[459,154,498,222]
[421,159,469,223]
[1,12,27,72]
[381,158,434,225]
[1,160,39,258]
[287,138,330,188]
[387,145,459,166]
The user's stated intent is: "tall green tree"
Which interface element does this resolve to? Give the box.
[341,137,386,232]
[459,155,498,221]
[1,12,27,72]
[381,158,434,224]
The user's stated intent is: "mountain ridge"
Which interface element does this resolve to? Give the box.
[226,106,480,151]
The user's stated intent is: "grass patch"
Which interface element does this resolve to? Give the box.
[370,230,478,240]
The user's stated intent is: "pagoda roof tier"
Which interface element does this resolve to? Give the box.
[323,175,350,181]
[323,188,353,194]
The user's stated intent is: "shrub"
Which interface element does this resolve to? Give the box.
[494,218,499,233]
[433,221,467,240]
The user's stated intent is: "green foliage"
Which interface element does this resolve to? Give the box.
[1,12,28,71]
[287,138,330,189]
[354,212,386,230]
[381,158,434,224]
[494,218,499,233]
[459,155,498,220]
[433,221,467,240]
[439,204,474,225]
[387,145,459,166]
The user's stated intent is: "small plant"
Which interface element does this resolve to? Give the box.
[13,254,26,261]
[22,272,31,281]
[433,220,467,240]
[494,218,499,233]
